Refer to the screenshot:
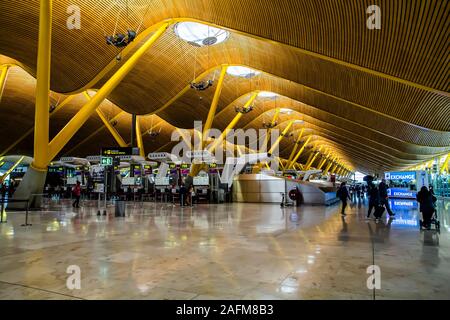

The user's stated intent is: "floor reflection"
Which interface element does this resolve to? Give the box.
[0,198,449,300]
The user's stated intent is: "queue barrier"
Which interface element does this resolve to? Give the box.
[0,197,32,226]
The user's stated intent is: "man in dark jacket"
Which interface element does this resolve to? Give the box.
[337,182,351,216]
[379,179,395,217]
[367,182,379,219]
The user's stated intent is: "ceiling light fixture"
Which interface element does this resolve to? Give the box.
[174,22,230,47]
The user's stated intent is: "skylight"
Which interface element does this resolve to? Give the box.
[174,22,230,47]
[227,66,261,78]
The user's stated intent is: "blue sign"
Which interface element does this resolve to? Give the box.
[387,188,417,199]
[385,171,416,181]
[390,199,418,209]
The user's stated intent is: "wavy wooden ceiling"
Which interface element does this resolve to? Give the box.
[0,0,449,173]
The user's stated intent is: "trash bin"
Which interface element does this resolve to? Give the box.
[115,200,126,217]
[218,189,225,203]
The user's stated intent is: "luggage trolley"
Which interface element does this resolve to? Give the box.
[419,209,440,233]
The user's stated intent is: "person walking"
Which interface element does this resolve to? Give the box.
[337,182,351,216]
[72,181,81,208]
[417,186,436,230]
[367,182,379,219]
[379,179,395,217]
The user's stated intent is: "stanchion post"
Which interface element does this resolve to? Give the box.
[0,199,5,223]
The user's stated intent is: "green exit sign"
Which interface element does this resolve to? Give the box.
[101,157,113,166]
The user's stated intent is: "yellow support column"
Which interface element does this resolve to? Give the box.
[261,108,280,152]
[96,109,127,147]
[440,153,450,174]
[317,152,331,170]
[207,92,257,153]
[289,136,312,169]
[135,116,145,157]
[285,128,304,169]
[0,65,10,104]
[83,92,127,148]
[305,147,322,170]
[268,120,294,155]
[47,22,169,163]
[32,0,52,170]
[190,66,227,178]
[202,65,228,141]
[324,157,336,175]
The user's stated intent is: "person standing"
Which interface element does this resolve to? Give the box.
[337,182,351,216]
[72,181,81,208]
[379,179,395,217]
[417,186,436,230]
[179,183,187,207]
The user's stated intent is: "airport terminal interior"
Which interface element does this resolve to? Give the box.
[0,0,449,300]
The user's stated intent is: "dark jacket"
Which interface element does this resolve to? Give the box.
[417,190,436,213]
[368,184,380,205]
[378,182,389,198]
[337,185,350,200]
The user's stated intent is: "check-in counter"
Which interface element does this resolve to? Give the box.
[232,174,339,205]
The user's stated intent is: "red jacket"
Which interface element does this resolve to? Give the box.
[73,185,81,197]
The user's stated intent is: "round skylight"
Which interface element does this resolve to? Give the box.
[258,91,278,98]
[227,66,261,78]
[174,22,230,47]
[279,108,293,114]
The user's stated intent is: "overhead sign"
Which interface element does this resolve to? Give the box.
[180,163,190,169]
[86,155,101,162]
[385,171,416,181]
[102,147,133,156]
[148,152,171,160]
[101,157,113,166]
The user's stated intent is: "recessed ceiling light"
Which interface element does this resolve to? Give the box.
[227,66,261,78]
[258,91,278,98]
[174,22,230,47]
[293,120,304,124]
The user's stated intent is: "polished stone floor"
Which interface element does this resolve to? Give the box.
[0,196,449,300]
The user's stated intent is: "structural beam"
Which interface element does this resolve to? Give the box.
[285,128,304,170]
[440,153,450,174]
[0,65,10,104]
[32,0,52,170]
[268,120,294,155]
[190,66,227,178]
[0,156,25,183]
[135,116,145,157]
[289,136,312,169]
[63,111,126,156]
[207,92,258,153]
[305,146,323,170]
[83,92,128,148]
[261,108,280,152]
[97,109,127,147]
[47,22,169,163]
[203,65,228,141]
